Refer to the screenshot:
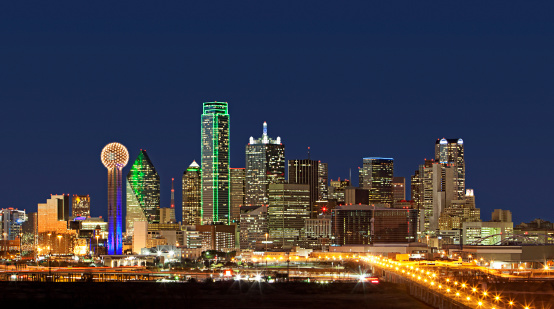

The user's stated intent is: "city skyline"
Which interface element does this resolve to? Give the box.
[2,2,554,226]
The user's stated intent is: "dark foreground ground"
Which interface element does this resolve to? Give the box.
[0,281,433,309]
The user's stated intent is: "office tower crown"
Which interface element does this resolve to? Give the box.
[249,122,281,145]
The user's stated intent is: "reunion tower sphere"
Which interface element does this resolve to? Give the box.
[101,142,129,169]
[100,142,128,255]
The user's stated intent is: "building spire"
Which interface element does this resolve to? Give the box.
[263,121,267,135]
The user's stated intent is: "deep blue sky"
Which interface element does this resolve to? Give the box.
[1,1,553,224]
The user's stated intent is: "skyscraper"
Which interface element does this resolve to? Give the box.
[267,183,310,247]
[392,177,406,202]
[318,162,328,201]
[359,157,394,206]
[126,149,160,236]
[288,159,319,218]
[230,168,245,224]
[101,142,129,255]
[435,138,465,199]
[72,195,90,218]
[245,122,285,207]
[182,160,201,226]
[38,194,70,234]
[0,208,26,240]
[201,102,230,224]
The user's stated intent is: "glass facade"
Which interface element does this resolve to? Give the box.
[392,176,405,202]
[360,157,394,206]
[288,159,319,218]
[182,161,201,225]
[201,102,230,224]
[331,205,373,245]
[318,162,328,201]
[267,183,310,247]
[126,149,160,236]
[239,206,268,250]
[372,208,418,243]
[0,208,26,241]
[245,122,285,207]
[230,168,245,223]
[37,194,70,234]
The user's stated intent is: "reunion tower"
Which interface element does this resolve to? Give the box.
[101,142,129,255]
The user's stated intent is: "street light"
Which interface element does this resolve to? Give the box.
[47,233,52,277]
[57,235,63,255]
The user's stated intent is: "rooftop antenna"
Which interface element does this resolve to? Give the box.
[308,146,311,160]
[171,178,175,209]
[349,168,352,182]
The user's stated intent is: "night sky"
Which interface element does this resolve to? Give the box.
[2,1,553,225]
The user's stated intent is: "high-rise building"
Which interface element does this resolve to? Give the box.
[195,224,236,251]
[72,195,90,218]
[318,162,328,201]
[267,183,310,247]
[328,178,350,204]
[435,138,465,199]
[230,168,245,224]
[345,187,369,205]
[21,212,37,254]
[392,177,406,202]
[182,160,201,226]
[38,194,70,234]
[331,205,373,245]
[160,208,176,224]
[359,157,394,206]
[245,122,285,207]
[201,102,230,224]
[239,206,268,250]
[412,138,474,236]
[101,142,129,255]
[288,159,319,218]
[438,189,481,230]
[0,208,26,240]
[492,209,512,223]
[126,149,160,236]
[373,208,418,243]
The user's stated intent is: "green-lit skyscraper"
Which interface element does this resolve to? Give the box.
[126,149,160,235]
[201,102,230,224]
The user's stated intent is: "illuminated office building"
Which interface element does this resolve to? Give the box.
[318,162,328,201]
[101,142,129,255]
[412,138,474,235]
[328,178,350,204]
[182,160,201,225]
[288,159,319,218]
[126,149,160,236]
[239,206,268,250]
[331,205,373,245]
[230,168,245,224]
[392,177,405,203]
[245,122,285,207]
[38,194,70,234]
[373,208,418,243]
[267,183,310,247]
[0,208,26,240]
[201,102,230,224]
[435,138,465,199]
[359,157,394,206]
[72,195,90,218]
